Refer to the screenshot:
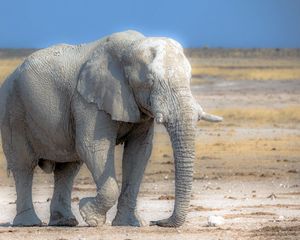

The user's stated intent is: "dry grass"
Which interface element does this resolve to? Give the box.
[192,66,300,81]
[200,106,300,127]
[0,59,22,83]
[190,53,300,81]
[146,125,300,181]
[199,134,300,158]
[189,56,300,67]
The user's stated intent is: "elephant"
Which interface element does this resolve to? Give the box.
[0,30,222,228]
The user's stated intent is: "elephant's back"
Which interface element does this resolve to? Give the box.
[16,45,79,121]
[23,43,86,85]
[13,45,87,155]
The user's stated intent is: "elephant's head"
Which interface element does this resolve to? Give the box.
[77,30,222,227]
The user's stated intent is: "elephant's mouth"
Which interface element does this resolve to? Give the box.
[139,105,154,118]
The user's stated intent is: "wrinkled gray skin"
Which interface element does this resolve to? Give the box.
[0,30,222,228]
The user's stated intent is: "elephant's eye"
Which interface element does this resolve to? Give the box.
[146,73,154,87]
[138,82,152,90]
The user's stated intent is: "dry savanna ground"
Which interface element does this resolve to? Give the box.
[0,48,300,239]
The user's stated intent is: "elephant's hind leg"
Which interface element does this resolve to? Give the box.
[12,168,41,226]
[2,124,42,226]
[49,162,81,226]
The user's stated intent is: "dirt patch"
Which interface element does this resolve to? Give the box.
[158,195,175,200]
[224,212,277,219]
[251,225,300,239]
[191,205,220,212]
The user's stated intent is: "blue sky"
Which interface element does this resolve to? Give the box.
[0,0,300,48]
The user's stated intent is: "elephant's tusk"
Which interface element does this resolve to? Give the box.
[199,112,223,122]
[155,112,164,124]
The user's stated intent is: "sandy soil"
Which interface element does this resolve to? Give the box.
[0,49,299,239]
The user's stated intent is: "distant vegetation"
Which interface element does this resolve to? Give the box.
[0,48,300,84]
[184,48,300,58]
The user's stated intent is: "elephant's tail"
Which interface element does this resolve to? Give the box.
[0,68,20,154]
[0,68,19,129]
[0,68,22,178]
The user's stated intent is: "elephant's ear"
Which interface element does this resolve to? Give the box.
[77,49,140,123]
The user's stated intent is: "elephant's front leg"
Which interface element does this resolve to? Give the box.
[112,119,154,227]
[75,108,119,227]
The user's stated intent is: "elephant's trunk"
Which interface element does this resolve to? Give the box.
[162,119,195,227]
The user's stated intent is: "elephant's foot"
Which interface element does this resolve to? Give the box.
[13,208,42,226]
[112,209,144,227]
[150,216,184,228]
[49,211,78,227]
[79,197,106,227]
